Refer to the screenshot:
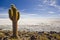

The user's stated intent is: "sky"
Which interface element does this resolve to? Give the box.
[0,0,60,25]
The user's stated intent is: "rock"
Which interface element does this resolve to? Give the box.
[0,37,3,40]
[30,35,36,40]
[3,37,9,40]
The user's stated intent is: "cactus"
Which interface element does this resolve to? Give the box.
[8,4,20,38]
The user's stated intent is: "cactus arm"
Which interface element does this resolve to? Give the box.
[9,9,13,20]
[17,11,20,20]
[11,7,17,19]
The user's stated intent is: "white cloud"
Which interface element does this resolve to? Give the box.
[0,7,8,11]
[26,14,38,16]
[43,0,56,5]
[0,17,60,25]
[48,11,55,14]
[0,13,8,18]
[0,13,48,25]
[43,0,60,10]
[20,13,39,18]
[43,0,48,3]
[0,13,40,25]
[49,0,56,6]
[0,18,11,25]
[33,6,45,11]
[54,5,60,9]
[0,7,8,18]
[21,9,27,12]
[0,13,60,25]
[0,8,5,11]
[0,14,8,16]
[34,8,45,11]
[37,5,43,7]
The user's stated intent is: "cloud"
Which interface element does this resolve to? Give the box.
[0,7,8,18]
[0,18,11,25]
[0,17,60,25]
[34,8,45,11]
[20,12,40,18]
[33,5,45,11]
[0,12,49,25]
[37,4,43,7]
[26,14,38,16]
[0,7,8,11]
[0,8,5,11]
[43,0,56,5]
[49,0,56,6]
[21,9,27,12]
[0,13,8,18]
[43,0,48,3]
[43,0,60,9]
[0,13,40,25]
[0,12,60,25]
[48,11,55,14]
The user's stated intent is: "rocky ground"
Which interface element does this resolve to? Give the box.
[0,30,60,40]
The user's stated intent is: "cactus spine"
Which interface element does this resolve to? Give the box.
[8,4,20,38]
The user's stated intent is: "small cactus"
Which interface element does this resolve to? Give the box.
[8,4,20,38]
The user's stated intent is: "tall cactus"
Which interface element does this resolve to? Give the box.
[8,4,20,38]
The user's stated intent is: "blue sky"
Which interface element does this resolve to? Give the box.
[0,0,60,25]
[0,0,60,18]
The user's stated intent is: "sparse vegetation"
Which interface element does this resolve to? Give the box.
[0,30,60,40]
